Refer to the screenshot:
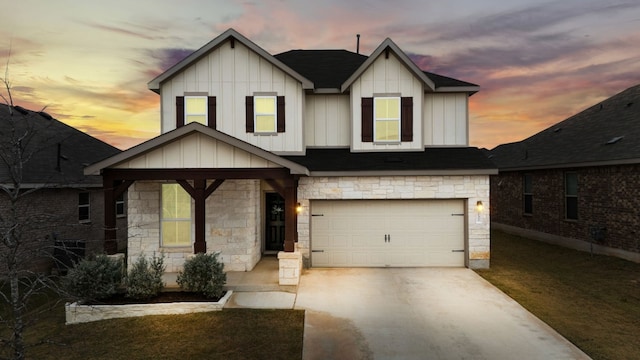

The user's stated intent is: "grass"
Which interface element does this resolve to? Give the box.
[1,303,304,360]
[476,230,640,360]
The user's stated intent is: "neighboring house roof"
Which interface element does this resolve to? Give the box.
[0,103,121,187]
[284,148,497,176]
[84,123,310,176]
[148,28,478,94]
[490,84,640,171]
[147,28,314,92]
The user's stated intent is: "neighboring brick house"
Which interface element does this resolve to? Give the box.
[0,103,126,272]
[86,29,496,285]
[490,84,640,262]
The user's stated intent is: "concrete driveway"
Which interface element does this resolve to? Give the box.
[294,268,591,360]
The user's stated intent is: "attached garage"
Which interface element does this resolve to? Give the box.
[310,199,466,267]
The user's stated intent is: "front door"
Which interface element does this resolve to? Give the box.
[265,193,285,251]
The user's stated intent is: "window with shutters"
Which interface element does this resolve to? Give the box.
[161,184,192,247]
[246,95,285,134]
[362,97,413,143]
[176,96,216,128]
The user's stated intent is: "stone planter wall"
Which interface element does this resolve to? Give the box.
[65,290,233,325]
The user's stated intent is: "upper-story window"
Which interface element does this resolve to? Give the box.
[185,96,207,125]
[245,95,285,134]
[176,96,216,129]
[374,97,400,142]
[362,97,413,143]
[255,96,277,133]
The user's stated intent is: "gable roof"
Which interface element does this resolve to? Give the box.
[490,84,640,171]
[84,123,309,176]
[0,104,121,187]
[147,28,314,92]
[284,147,497,176]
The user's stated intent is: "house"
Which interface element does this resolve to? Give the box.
[85,29,496,285]
[0,103,126,272]
[490,84,640,263]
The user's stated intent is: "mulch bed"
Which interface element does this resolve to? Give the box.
[86,291,226,305]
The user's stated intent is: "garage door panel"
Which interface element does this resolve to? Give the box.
[311,200,465,267]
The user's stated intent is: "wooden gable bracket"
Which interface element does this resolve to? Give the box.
[230,37,235,49]
[177,179,226,254]
[385,47,390,59]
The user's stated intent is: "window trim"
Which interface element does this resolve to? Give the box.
[160,183,192,247]
[176,95,216,129]
[78,192,90,223]
[373,96,401,143]
[523,173,533,215]
[564,172,578,220]
[254,95,277,134]
[245,95,285,134]
[361,96,413,143]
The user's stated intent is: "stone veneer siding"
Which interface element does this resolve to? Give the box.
[296,175,491,269]
[127,180,261,273]
[491,164,640,256]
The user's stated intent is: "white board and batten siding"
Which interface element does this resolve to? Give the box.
[114,133,283,169]
[424,93,469,146]
[311,199,466,267]
[350,53,424,151]
[304,94,351,147]
[159,39,305,154]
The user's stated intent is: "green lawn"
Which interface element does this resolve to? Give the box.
[476,230,640,360]
[1,306,304,360]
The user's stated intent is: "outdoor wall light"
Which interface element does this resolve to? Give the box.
[476,200,484,213]
[296,203,302,214]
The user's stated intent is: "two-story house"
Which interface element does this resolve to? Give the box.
[86,29,496,285]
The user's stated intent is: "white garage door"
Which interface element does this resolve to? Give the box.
[311,199,465,267]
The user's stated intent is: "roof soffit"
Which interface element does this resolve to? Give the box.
[148,28,314,92]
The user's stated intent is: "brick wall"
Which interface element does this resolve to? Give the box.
[491,164,640,254]
[0,187,127,273]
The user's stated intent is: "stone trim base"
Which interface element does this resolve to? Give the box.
[65,291,233,325]
[278,251,302,285]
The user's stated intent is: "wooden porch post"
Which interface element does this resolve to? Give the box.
[283,181,296,252]
[103,173,117,254]
[193,179,207,254]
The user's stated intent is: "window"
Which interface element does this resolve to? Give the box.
[255,96,276,132]
[374,97,400,142]
[161,184,192,246]
[185,96,207,125]
[361,97,413,142]
[245,95,285,133]
[78,192,90,223]
[175,96,216,128]
[116,193,125,217]
[523,174,533,215]
[565,172,578,220]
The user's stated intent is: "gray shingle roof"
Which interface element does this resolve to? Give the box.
[284,147,496,173]
[0,104,121,187]
[490,84,640,170]
[274,50,477,90]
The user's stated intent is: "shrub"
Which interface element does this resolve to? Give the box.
[125,254,166,300]
[62,254,123,302]
[176,253,226,299]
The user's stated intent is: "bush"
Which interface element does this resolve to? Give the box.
[62,254,123,302]
[125,254,165,300]
[176,253,226,299]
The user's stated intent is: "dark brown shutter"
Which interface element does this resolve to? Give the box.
[401,97,413,141]
[361,97,373,142]
[176,96,185,128]
[207,96,216,129]
[245,96,254,133]
[277,96,285,132]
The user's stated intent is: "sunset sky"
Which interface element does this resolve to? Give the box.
[1,0,640,150]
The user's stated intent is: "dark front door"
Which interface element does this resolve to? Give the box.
[265,193,285,251]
